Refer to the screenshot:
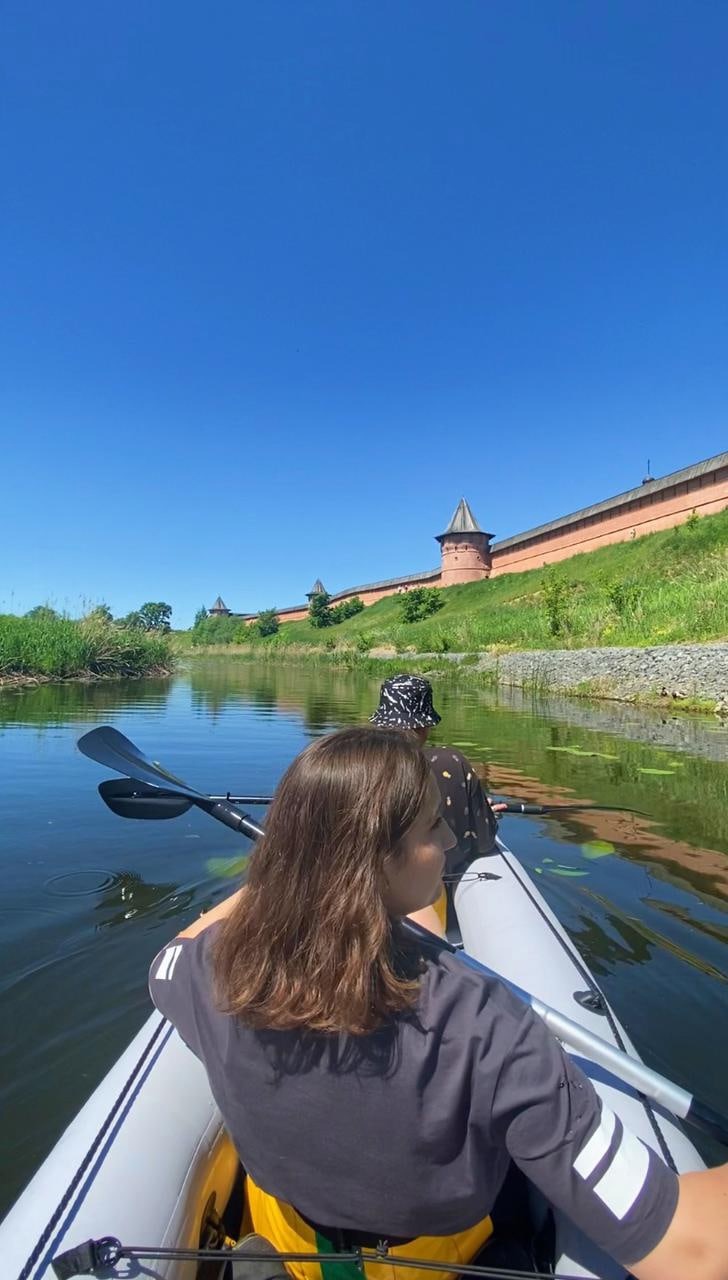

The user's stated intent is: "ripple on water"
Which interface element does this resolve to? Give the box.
[44,869,127,897]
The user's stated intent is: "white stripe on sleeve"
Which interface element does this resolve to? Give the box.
[155,944,182,981]
[593,1131,651,1219]
[573,1106,616,1179]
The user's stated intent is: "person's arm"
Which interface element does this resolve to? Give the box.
[175,887,246,939]
[466,766,499,853]
[628,1164,728,1280]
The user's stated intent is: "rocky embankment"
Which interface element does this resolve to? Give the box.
[436,642,728,712]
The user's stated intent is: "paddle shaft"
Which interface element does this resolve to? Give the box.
[500,801,642,815]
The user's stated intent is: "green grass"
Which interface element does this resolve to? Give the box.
[0,615,174,681]
[220,506,728,655]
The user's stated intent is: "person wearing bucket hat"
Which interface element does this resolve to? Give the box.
[370,675,504,935]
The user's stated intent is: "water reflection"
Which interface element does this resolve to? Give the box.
[1,657,727,1217]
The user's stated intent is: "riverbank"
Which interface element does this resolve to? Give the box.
[408,640,728,713]
[0,614,174,686]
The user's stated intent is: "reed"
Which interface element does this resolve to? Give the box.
[0,615,173,681]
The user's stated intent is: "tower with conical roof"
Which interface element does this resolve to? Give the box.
[306,578,327,599]
[436,499,494,586]
[209,595,231,616]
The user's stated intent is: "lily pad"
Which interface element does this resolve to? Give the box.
[206,854,250,879]
[581,840,615,860]
[637,767,675,776]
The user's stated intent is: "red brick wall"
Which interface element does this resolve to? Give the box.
[491,466,728,576]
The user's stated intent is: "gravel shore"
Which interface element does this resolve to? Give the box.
[399,641,728,711]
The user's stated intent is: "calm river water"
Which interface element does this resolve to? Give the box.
[2,658,728,1216]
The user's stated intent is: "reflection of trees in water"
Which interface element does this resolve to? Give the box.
[570,910,653,979]
[92,870,195,931]
[0,676,171,728]
[188,660,379,730]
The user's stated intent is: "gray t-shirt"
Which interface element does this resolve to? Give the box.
[149,927,677,1265]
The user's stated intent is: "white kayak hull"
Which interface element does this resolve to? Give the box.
[2,840,705,1280]
[455,846,704,1278]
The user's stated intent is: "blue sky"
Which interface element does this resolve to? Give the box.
[1,2,726,626]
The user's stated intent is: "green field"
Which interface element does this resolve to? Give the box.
[0,614,173,682]
[189,507,728,655]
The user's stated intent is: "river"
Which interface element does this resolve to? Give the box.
[1,657,727,1217]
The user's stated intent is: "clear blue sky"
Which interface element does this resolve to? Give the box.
[1,2,726,626]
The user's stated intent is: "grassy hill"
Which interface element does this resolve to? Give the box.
[193,507,728,655]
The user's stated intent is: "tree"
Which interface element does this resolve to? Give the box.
[193,605,208,628]
[85,603,113,625]
[138,602,173,632]
[399,588,444,623]
[255,608,279,637]
[308,591,333,628]
[118,610,146,630]
[25,605,60,623]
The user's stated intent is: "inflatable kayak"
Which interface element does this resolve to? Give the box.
[1,836,706,1280]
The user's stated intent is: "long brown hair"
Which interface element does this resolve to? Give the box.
[213,727,432,1034]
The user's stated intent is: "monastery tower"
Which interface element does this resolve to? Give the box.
[436,499,494,587]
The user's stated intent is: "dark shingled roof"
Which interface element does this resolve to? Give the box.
[329,568,440,599]
[210,595,229,612]
[436,498,493,542]
[307,578,327,596]
[492,450,728,551]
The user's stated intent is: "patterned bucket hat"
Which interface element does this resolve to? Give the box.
[370,674,442,729]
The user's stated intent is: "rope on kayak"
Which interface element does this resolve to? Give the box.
[16,1015,171,1280]
[500,849,677,1173]
[50,1235,586,1280]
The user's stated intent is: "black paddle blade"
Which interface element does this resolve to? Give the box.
[99,778,194,821]
[78,726,203,800]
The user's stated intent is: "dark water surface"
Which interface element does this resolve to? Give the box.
[1,659,728,1215]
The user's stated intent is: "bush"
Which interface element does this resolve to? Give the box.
[541,567,575,636]
[255,609,279,637]
[399,588,444,623]
[330,596,365,623]
[606,579,643,617]
[189,615,242,646]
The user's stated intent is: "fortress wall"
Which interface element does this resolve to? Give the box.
[491,465,728,576]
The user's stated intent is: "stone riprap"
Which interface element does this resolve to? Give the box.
[431,642,728,708]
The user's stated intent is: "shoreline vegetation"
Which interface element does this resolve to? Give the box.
[0,613,174,687]
[4,510,727,710]
[178,508,728,715]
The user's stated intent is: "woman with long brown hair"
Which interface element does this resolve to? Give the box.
[150,727,726,1280]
